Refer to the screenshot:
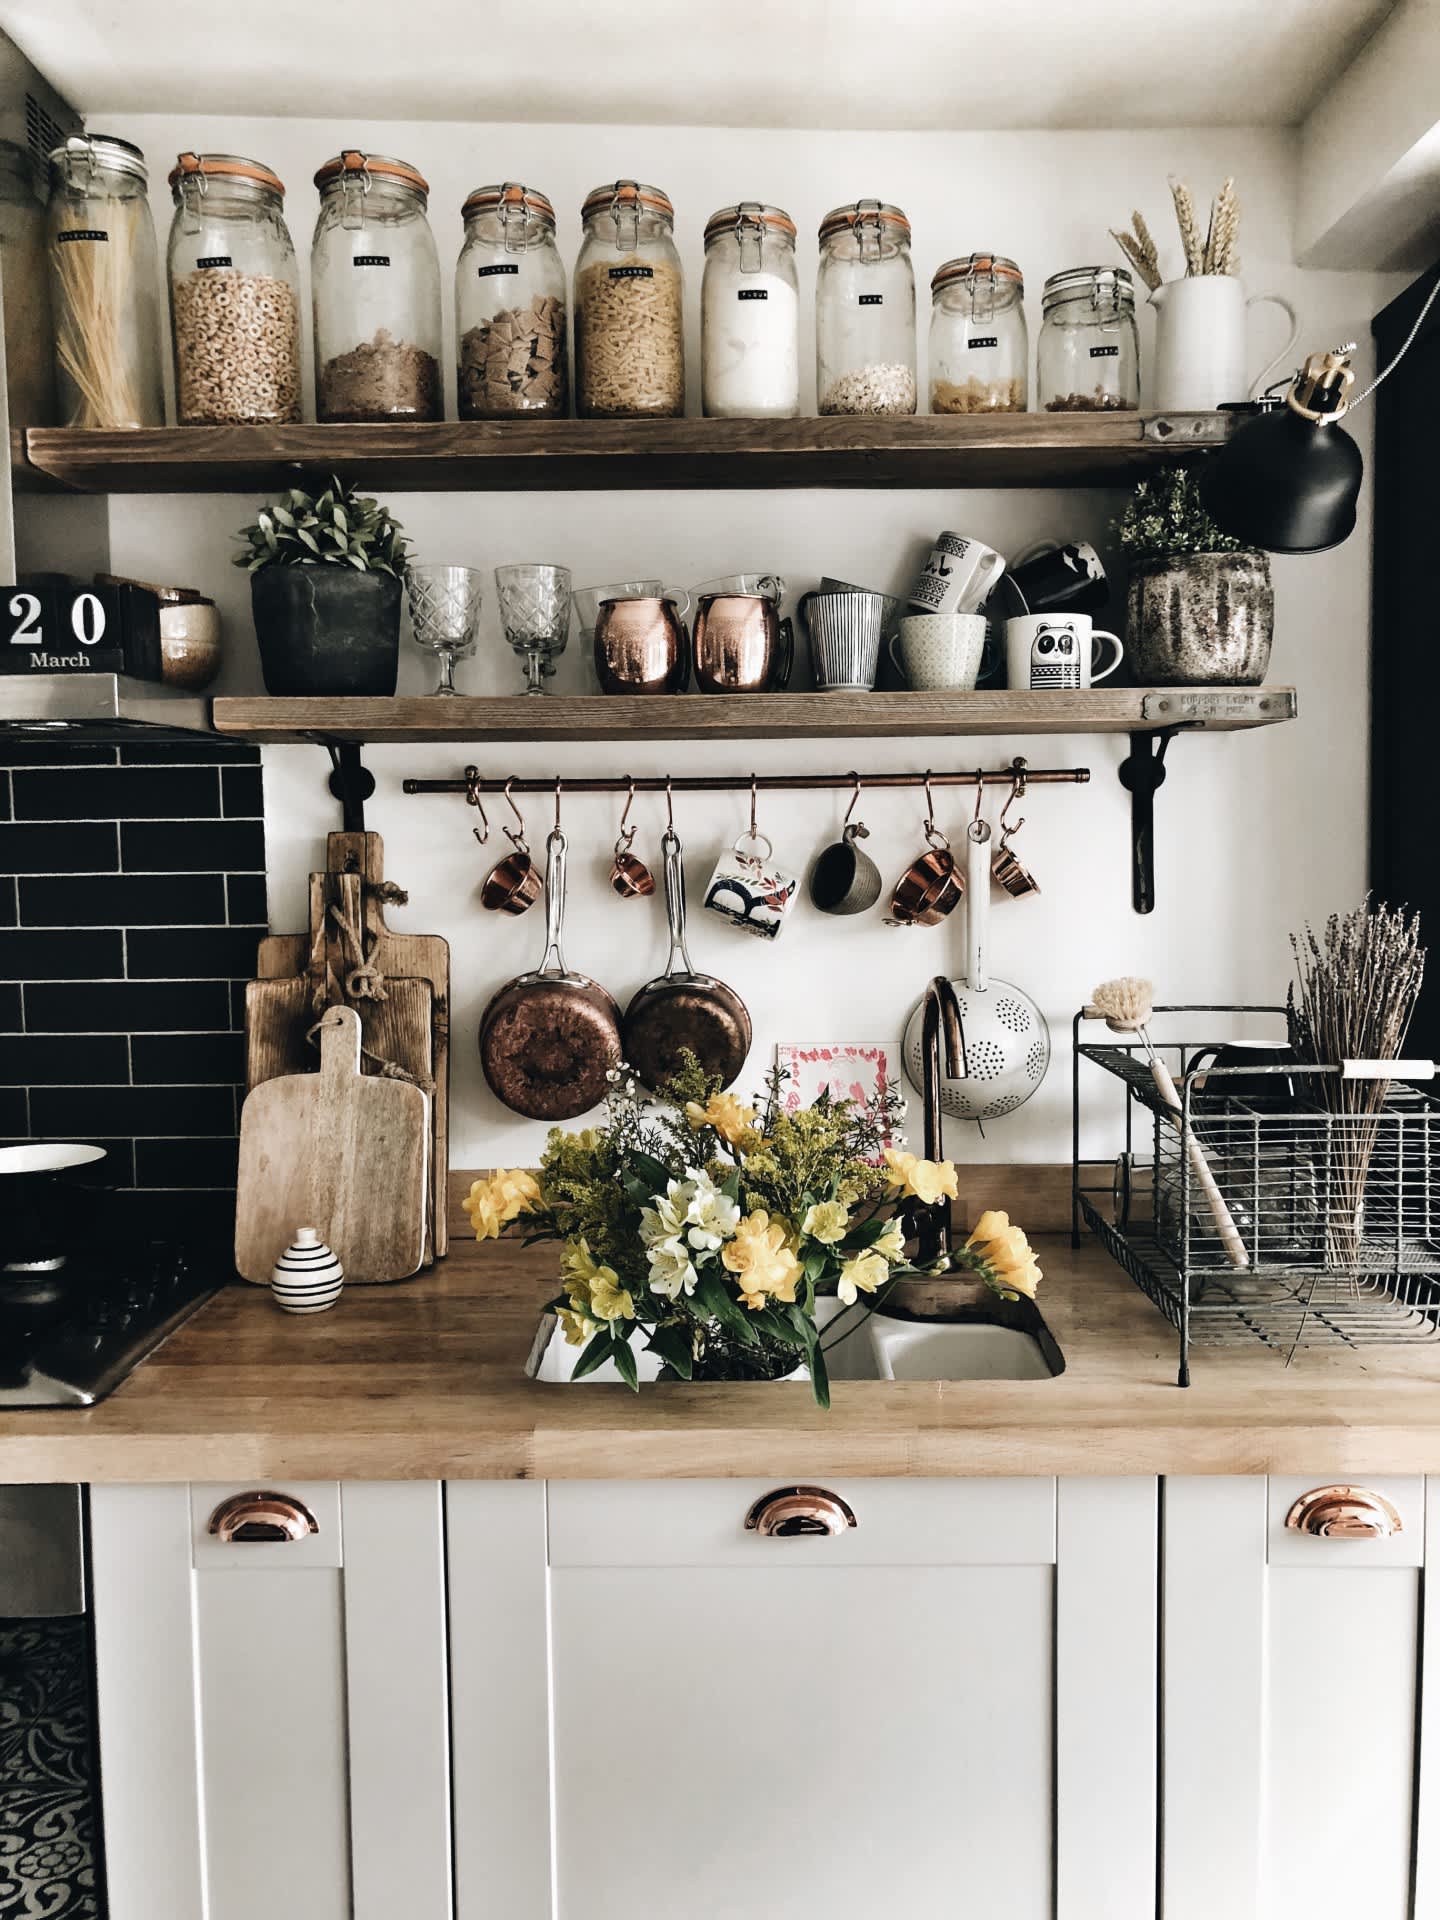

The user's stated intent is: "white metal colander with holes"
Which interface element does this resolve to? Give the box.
[902,815,1051,1121]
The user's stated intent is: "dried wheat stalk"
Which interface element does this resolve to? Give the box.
[1203,178,1240,276]
[1109,227,1161,292]
[1169,177,1205,277]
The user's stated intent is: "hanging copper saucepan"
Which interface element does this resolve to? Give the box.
[609,778,656,899]
[887,774,966,927]
[479,777,543,914]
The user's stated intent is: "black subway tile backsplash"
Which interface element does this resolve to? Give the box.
[11,765,222,823]
[221,765,264,818]
[0,877,14,927]
[131,1030,247,1085]
[0,1086,26,1133]
[225,873,268,925]
[25,979,232,1034]
[0,928,125,980]
[135,1136,240,1190]
[0,771,10,821]
[20,872,228,927]
[121,819,265,874]
[30,1082,236,1139]
[0,1034,131,1085]
[0,982,19,1030]
[0,820,120,874]
[126,925,265,980]
[0,744,117,768]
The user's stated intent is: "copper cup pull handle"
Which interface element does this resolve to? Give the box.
[744,1486,857,1538]
[208,1491,320,1544]
[1284,1485,1403,1540]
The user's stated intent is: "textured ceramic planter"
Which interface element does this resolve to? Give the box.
[1126,550,1273,685]
[251,566,402,696]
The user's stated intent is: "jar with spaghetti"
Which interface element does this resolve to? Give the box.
[574,180,684,419]
[929,253,1027,413]
[1037,266,1139,412]
[700,203,799,419]
[456,183,566,419]
[46,134,162,428]
[815,200,915,416]
[313,150,442,422]
[166,152,301,426]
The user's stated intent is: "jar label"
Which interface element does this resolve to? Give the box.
[737,287,769,300]
[477,262,521,277]
[352,254,390,267]
[56,229,107,244]
[196,255,233,269]
[858,293,884,306]
[967,335,999,349]
[1089,344,1120,358]
[609,265,654,280]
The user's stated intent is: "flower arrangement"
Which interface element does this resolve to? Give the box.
[465,1057,1042,1407]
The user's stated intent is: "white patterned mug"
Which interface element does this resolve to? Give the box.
[703,834,800,940]
[891,613,988,691]
[908,531,1007,615]
[1005,614,1123,690]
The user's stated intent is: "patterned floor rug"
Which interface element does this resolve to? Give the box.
[0,1620,100,1917]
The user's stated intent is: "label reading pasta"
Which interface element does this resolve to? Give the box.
[1089,344,1120,358]
[968,335,999,349]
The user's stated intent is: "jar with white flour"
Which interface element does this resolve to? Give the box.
[700,203,799,419]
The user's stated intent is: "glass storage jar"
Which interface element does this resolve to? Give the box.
[700,202,799,419]
[815,200,915,416]
[0,141,54,425]
[1037,266,1139,412]
[929,253,1027,413]
[46,133,162,428]
[312,150,442,422]
[166,152,301,426]
[455,183,566,419]
[574,180,684,419]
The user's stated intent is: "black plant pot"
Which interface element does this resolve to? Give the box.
[251,566,402,697]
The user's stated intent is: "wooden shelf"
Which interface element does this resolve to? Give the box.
[211,686,1296,745]
[19,411,1233,495]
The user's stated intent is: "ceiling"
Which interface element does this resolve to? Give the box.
[0,0,1398,129]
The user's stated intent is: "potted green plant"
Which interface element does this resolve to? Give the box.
[234,476,409,696]
[1115,465,1272,684]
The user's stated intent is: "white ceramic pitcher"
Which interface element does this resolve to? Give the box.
[1149,275,1299,412]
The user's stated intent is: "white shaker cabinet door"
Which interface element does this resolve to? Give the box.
[448,1476,1158,1920]
[1163,1475,1429,1920]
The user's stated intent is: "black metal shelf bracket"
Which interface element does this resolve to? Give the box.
[325,742,375,832]
[1118,726,1182,915]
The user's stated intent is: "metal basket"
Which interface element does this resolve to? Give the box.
[1071,1005,1440,1385]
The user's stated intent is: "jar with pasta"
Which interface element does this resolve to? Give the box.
[574,180,684,419]
[456,183,566,419]
[815,200,915,417]
[312,150,442,422]
[1037,266,1139,412]
[166,152,301,426]
[701,202,799,419]
[929,253,1027,413]
[46,134,163,428]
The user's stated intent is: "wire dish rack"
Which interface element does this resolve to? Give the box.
[1071,1004,1440,1385]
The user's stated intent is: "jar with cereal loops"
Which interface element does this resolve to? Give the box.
[574,180,684,419]
[312,150,442,422]
[929,254,1028,413]
[166,153,301,426]
[815,200,916,417]
[456,183,567,419]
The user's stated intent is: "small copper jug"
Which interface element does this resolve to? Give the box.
[594,595,690,696]
[691,593,793,694]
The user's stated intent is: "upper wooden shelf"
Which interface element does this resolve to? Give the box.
[211,686,1297,745]
[18,411,1232,495]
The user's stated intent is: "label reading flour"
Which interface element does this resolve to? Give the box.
[610,265,654,280]
[967,335,999,349]
[56,229,106,244]
[352,254,390,267]
[1089,344,1120,358]
[196,255,233,269]
[477,262,520,277]
[858,293,883,306]
[737,287,769,300]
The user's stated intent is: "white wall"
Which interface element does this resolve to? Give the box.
[52,115,1402,1169]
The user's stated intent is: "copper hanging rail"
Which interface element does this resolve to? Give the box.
[402,756,1090,797]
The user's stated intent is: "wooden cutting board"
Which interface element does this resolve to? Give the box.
[253,833,451,1257]
[235,1005,428,1286]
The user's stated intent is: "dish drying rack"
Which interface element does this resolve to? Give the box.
[1071,1004,1440,1385]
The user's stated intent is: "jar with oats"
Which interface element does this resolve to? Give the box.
[701,202,799,419]
[312,150,442,422]
[815,201,915,416]
[929,254,1027,413]
[166,153,301,426]
[574,180,684,419]
[1037,266,1139,412]
[456,183,567,419]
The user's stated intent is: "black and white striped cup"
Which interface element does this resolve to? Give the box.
[798,589,888,691]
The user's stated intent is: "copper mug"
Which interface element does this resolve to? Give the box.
[691,593,793,694]
[594,594,691,695]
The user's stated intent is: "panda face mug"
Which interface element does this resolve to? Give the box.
[1005,613,1124,691]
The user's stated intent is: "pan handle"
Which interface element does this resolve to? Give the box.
[965,820,991,993]
[661,829,696,977]
[539,828,569,974]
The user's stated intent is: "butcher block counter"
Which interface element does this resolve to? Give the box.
[5,1171,1440,1482]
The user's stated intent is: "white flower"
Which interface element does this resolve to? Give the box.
[872,1219,907,1262]
[647,1235,699,1300]
[683,1167,740,1252]
[640,1179,694,1248]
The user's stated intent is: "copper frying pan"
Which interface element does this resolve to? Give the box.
[622,830,752,1091]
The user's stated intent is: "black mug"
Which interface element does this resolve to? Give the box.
[1187,1042,1300,1108]
[1007,541,1108,616]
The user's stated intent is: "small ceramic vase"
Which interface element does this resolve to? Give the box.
[270,1227,344,1314]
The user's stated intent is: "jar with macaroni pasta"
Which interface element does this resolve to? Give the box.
[574,180,684,419]
[929,253,1027,413]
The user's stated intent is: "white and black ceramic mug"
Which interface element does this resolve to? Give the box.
[703,834,800,940]
[1005,613,1123,690]
[908,531,1007,615]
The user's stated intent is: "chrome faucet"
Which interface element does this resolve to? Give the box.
[915,975,968,1264]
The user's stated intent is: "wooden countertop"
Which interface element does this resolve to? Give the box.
[7,1166,1440,1480]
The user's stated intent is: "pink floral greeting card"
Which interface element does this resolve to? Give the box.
[774,1042,902,1158]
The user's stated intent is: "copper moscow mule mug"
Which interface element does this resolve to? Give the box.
[691,593,794,694]
[593,594,691,695]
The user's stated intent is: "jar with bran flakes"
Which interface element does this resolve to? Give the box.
[456,183,567,419]
[312,150,442,422]
[166,152,300,426]
[815,200,916,416]
[701,202,799,419]
[574,180,684,419]
[929,253,1027,413]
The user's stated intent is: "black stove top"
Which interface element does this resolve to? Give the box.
[0,1244,221,1407]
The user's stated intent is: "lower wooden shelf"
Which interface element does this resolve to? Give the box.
[210,685,1297,745]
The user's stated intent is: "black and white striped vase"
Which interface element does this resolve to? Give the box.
[269,1228,344,1314]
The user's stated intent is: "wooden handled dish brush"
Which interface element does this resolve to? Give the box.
[1087,976,1249,1271]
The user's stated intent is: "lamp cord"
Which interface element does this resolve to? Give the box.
[1349,266,1440,412]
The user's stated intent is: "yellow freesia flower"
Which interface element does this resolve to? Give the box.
[837,1249,887,1306]
[965,1210,1043,1299]
[801,1198,850,1245]
[463,1166,542,1240]
[589,1272,636,1322]
[883,1147,959,1209]
[557,1306,600,1346]
[872,1218,907,1263]
[722,1209,801,1310]
[685,1091,760,1150]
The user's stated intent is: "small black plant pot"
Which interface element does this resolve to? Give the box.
[251,566,402,697]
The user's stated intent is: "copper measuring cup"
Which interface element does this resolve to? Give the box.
[479,777,543,914]
[610,779,656,900]
[991,765,1041,899]
[887,775,966,927]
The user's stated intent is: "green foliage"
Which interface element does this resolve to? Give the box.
[1114,465,1248,561]
[233,476,409,578]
